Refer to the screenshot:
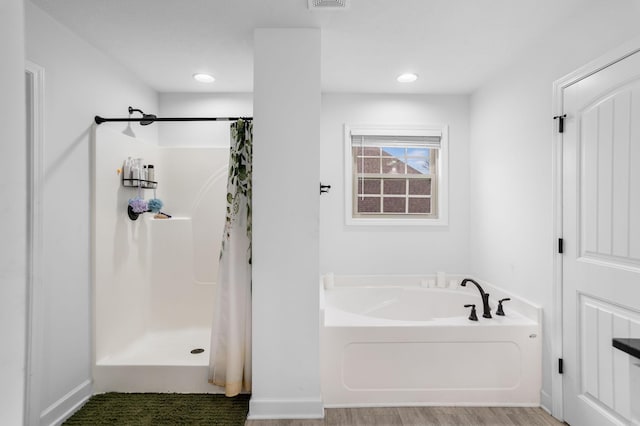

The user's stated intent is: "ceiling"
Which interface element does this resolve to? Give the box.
[30,0,589,94]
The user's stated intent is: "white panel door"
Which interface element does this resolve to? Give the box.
[562,50,640,425]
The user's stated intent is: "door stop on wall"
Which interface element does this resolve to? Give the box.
[320,183,331,194]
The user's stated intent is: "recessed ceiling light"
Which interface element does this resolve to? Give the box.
[308,0,350,10]
[397,73,418,83]
[193,73,215,83]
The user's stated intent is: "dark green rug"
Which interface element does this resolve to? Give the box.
[63,393,250,426]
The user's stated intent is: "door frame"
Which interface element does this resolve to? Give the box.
[551,35,640,421]
[25,61,45,426]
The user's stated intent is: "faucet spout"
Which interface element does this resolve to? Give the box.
[460,278,492,318]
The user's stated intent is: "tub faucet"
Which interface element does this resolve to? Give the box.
[460,278,492,318]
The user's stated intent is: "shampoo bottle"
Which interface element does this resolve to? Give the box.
[131,158,142,184]
[123,157,132,185]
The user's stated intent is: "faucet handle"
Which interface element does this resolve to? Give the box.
[496,298,511,316]
[464,304,478,321]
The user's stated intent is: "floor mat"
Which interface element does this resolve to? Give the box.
[63,393,250,426]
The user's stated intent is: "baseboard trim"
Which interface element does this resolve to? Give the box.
[324,402,541,408]
[40,379,92,426]
[540,389,552,415]
[248,397,324,419]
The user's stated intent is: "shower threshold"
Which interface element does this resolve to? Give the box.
[98,328,210,366]
[94,327,223,393]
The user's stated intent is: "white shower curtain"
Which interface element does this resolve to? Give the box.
[209,119,252,396]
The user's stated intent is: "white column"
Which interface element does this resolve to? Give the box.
[251,28,323,419]
[0,0,27,424]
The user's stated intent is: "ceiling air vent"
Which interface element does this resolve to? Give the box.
[308,0,350,10]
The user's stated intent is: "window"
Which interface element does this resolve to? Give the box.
[345,125,448,226]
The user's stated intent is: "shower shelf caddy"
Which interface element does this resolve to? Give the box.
[122,176,159,221]
[122,178,157,189]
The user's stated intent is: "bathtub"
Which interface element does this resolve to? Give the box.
[320,275,542,407]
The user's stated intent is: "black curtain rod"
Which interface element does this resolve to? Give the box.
[94,116,253,125]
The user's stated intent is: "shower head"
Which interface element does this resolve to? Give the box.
[128,106,157,126]
[140,114,157,126]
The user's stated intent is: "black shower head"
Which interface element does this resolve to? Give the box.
[128,106,157,126]
[140,114,157,126]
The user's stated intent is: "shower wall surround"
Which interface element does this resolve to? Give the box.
[92,126,229,392]
[93,128,159,359]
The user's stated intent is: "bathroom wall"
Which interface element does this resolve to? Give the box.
[0,0,26,424]
[469,0,640,413]
[319,93,470,275]
[158,93,253,147]
[25,2,159,424]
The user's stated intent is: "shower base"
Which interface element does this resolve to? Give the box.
[94,327,224,393]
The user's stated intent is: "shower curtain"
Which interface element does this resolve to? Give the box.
[209,119,252,396]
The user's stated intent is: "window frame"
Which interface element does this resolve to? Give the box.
[344,124,449,226]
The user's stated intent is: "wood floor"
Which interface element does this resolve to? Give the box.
[245,407,566,426]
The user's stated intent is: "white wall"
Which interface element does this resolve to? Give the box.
[469,0,640,413]
[251,28,323,419]
[25,2,158,423]
[320,94,470,275]
[158,93,253,147]
[0,0,26,424]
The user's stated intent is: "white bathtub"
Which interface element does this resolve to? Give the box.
[320,275,542,407]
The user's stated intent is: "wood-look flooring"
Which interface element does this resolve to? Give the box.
[245,407,566,426]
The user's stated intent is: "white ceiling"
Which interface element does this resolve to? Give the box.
[30,0,588,94]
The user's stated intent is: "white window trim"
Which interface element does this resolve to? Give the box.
[344,124,449,226]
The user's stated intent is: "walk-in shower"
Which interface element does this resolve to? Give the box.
[91,110,249,392]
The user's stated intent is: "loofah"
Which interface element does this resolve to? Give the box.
[128,197,148,213]
[147,198,163,213]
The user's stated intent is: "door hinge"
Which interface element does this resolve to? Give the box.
[553,114,567,133]
[559,358,564,374]
[558,238,564,254]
